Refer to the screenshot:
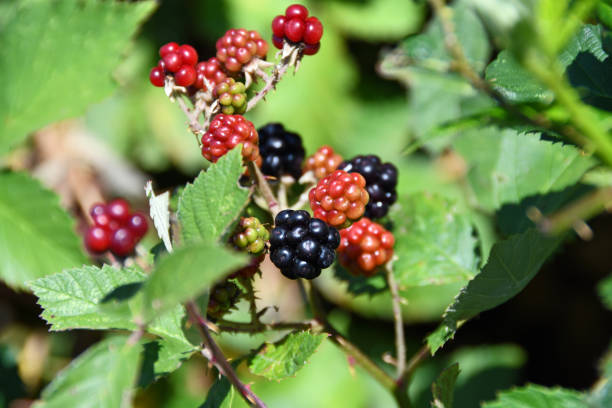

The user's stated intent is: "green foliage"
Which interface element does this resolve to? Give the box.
[30,264,145,331]
[427,229,561,354]
[34,336,142,408]
[598,274,612,311]
[201,376,236,408]
[0,172,86,290]
[0,0,156,155]
[431,363,460,408]
[178,147,250,245]
[391,193,478,288]
[249,332,326,381]
[139,338,196,388]
[142,242,247,319]
[453,128,595,211]
[482,384,589,408]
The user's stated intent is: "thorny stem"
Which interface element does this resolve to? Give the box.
[242,277,261,325]
[186,301,267,408]
[216,319,316,333]
[385,261,406,378]
[246,43,301,112]
[248,161,280,218]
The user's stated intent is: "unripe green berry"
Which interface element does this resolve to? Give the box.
[232,93,246,107]
[234,233,249,248]
[232,216,268,254]
[248,238,265,254]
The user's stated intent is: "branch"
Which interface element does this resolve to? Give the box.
[248,161,280,218]
[216,319,316,333]
[186,301,267,408]
[385,261,406,378]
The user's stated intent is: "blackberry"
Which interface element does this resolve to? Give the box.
[339,155,398,219]
[207,281,243,320]
[257,123,305,180]
[309,170,369,227]
[269,209,340,280]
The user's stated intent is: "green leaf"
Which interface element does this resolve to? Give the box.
[138,338,196,388]
[598,274,612,311]
[399,0,490,73]
[453,127,596,211]
[29,264,145,331]
[178,147,250,245]
[0,0,156,154]
[427,229,561,354]
[485,50,554,104]
[559,24,609,68]
[391,193,478,288]
[142,242,247,319]
[431,363,460,408]
[589,380,612,408]
[34,336,142,408]
[200,375,236,408]
[0,172,87,290]
[482,384,589,408]
[249,331,326,381]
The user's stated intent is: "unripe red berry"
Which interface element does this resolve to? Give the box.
[304,17,323,44]
[159,42,179,57]
[272,35,284,50]
[90,203,107,218]
[149,66,165,87]
[338,218,394,276]
[309,170,369,227]
[107,198,131,223]
[92,213,120,232]
[272,15,286,37]
[285,4,308,20]
[201,114,261,165]
[162,52,183,73]
[127,212,148,238]
[305,145,343,179]
[110,227,136,256]
[175,64,197,86]
[85,226,110,254]
[178,44,198,66]
[285,18,306,43]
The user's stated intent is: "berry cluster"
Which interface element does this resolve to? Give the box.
[304,145,343,180]
[233,217,269,254]
[195,57,228,90]
[207,281,243,320]
[201,114,261,165]
[309,170,369,227]
[215,78,247,115]
[216,29,268,73]
[150,42,199,87]
[85,199,148,256]
[339,156,398,219]
[338,218,394,276]
[258,123,305,180]
[270,210,340,279]
[272,5,323,55]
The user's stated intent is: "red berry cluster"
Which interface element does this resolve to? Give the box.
[304,145,343,179]
[272,4,323,55]
[85,199,148,257]
[201,114,262,165]
[309,170,369,227]
[150,42,199,87]
[195,57,227,90]
[216,29,268,72]
[338,218,394,276]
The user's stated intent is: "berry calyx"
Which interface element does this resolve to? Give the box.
[233,217,269,254]
[309,170,369,227]
[270,4,323,55]
[175,65,197,87]
[149,67,165,87]
[216,29,268,73]
[269,210,340,280]
[337,218,394,276]
[201,114,261,165]
[305,145,343,179]
[257,123,305,180]
[215,78,247,115]
[85,226,110,254]
[338,155,398,219]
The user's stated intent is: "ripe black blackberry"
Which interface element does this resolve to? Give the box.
[269,209,340,280]
[257,123,305,180]
[338,155,398,219]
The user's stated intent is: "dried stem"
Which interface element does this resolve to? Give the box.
[385,261,406,378]
[186,301,267,408]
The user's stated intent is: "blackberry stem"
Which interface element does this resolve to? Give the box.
[385,260,406,378]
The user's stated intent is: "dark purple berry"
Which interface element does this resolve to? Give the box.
[257,123,305,180]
